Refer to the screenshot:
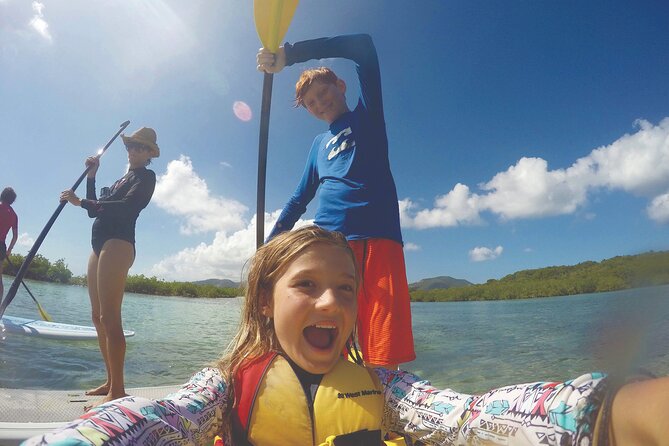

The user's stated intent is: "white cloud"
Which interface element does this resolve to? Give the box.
[582,119,669,195]
[404,242,420,251]
[153,155,248,235]
[149,156,320,281]
[479,157,587,220]
[150,219,259,282]
[17,232,35,247]
[401,118,669,228]
[469,246,503,262]
[647,192,669,223]
[400,183,483,229]
[29,1,51,42]
[150,211,314,281]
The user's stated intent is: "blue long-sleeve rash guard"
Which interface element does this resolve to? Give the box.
[268,34,403,244]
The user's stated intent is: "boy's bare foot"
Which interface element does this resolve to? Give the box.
[85,383,110,396]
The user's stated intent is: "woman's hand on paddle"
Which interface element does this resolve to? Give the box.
[257,46,286,74]
[85,156,100,178]
[60,189,82,207]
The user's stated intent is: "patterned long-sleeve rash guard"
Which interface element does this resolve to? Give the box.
[22,367,607,446]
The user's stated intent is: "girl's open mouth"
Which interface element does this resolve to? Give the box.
[303,324,338,350]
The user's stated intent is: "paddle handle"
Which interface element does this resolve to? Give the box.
[256,72,274,249]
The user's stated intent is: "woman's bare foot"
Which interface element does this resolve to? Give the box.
[85,383,110,396]
[99,392,129,405]
[83,392,128,413]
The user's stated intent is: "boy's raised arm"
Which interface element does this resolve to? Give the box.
[283,34,383,116]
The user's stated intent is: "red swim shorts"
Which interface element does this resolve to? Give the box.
[348,238,416,366]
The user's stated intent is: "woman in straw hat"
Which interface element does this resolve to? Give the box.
[60,127,159,405]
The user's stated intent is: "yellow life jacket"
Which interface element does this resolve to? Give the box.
[231,351,386,445]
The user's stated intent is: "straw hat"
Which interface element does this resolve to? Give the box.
[121,127,160,158]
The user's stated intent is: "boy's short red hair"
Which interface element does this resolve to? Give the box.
[295,67,338,108]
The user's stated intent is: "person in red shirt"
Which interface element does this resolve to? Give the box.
[0,187,18,299]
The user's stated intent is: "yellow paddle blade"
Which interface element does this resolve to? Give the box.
[37,303,53,322]
[254,0,299,52]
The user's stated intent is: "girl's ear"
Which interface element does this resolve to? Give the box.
[261,304,273,318]
[260,290,273,318]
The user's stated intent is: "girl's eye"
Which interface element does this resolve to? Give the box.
[296,280,314,288]
[340,284,354,293]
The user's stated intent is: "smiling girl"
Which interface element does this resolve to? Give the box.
[25,226,669,445]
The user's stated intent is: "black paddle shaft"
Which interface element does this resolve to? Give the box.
[256,72,274,249]
[0,120,130,317]
[5,257,41,308]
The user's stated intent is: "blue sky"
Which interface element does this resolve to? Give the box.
[1,0,668,284]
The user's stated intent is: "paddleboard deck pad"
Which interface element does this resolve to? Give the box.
[0,385,179,445]
[0,316,134,340]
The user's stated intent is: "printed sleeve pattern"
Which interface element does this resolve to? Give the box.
[374,368,607,446]
[22,367,229,446]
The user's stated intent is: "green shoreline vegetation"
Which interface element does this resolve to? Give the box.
[2,254,241,299]
[411,251,669,302]
[3,251,668,301]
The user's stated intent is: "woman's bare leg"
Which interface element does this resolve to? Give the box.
[85,251,111,396]
[96,239,134,404]
[610,375,669,445]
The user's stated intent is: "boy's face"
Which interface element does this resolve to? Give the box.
[263,243,357,374]
[302,79,348,124]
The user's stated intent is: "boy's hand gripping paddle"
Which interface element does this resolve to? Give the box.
[253,0,299,249]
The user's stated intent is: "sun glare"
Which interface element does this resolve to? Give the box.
[233,101,252,122]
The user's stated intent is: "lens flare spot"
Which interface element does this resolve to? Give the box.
[233,101,252,122]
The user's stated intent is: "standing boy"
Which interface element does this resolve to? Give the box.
[0,187,18,298]
[257,34,415,368]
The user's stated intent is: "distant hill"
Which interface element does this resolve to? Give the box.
[410,250,669,302]
[409,276,472,291]
[193,278,240,288]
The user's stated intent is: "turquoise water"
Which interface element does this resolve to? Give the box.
[2,279,668,394]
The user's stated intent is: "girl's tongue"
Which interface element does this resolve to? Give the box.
[303,325,336,349]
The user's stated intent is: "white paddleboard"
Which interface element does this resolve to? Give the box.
[0,385,180,445]
[0,315,135,340]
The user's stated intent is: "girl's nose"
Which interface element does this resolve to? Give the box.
[316,288,339,311]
